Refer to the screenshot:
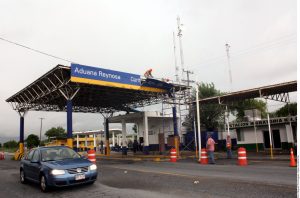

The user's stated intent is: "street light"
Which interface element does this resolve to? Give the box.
[39,118,45,146]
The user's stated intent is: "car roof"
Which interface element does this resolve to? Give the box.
[38,146,70,150]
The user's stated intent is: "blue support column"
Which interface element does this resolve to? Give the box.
[172,107,179,155]
[19,115,24,154]
[105,118,110,156]
[67,100,73,148]
[172,107,178,136]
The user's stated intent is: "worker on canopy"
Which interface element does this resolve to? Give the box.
[144,68,153,78]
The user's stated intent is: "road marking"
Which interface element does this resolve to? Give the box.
[102,165,296,189]
[105,165,199,179]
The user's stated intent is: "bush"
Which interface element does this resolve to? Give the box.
[3,140,18,149]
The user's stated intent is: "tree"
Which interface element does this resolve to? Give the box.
[193,82,225,131]
[232,99,267,121]
[45,127,67,140]
[3,140,18,148]
[274,102,297,117]
[132,124,137,133]
[26,134,39,148]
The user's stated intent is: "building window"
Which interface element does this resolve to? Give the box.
[236,129,244,141]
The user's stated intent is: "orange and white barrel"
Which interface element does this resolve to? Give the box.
[170,148,177,162]
[200,148,208,164]
[237,147,247,166]
[0,152,4,160]
[88,149,96,164]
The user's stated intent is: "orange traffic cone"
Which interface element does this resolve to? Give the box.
[289,148,296,167]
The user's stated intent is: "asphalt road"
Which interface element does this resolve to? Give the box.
[0,158,296,198]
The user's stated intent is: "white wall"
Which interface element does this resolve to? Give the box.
[137,118,174,144]
[236,125,288,145]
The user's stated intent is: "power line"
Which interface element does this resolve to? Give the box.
[191,33,296,68]
[0,36,78,63]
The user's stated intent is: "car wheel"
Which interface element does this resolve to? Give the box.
[20,169,27,184]
[88,181,95,185]
[40,175,49,192]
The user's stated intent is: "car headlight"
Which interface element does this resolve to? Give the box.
[51,169,66,175]
[89,164,97,171]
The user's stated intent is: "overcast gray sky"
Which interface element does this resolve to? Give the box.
[0,0,297,141]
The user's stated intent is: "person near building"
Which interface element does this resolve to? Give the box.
[140,141,144,151]
[206,134,216,164]
[122,139,128,156]
[100,140,104,154]
[144,69,153,78]
[226,134,232,159]
[133,139,138,153]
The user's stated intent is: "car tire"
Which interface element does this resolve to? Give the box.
[89,181,95,185]
[40,175,49,193]
[20,169,27,184]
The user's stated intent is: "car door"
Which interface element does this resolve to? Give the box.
[29,150,41,182]
[23,149,35,179]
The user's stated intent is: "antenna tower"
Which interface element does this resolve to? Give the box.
[177,16,185,82]
[173,32,179,82]
[225,43,233,92]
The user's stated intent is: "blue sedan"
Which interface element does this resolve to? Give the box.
[20,146,98,192]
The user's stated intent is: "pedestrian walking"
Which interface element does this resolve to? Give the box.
[226,134,232,159]
[206,134,216,164]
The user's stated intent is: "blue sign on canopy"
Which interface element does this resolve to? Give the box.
[71,63,142,89]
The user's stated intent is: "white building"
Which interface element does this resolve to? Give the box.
[108,111,178,151]
[229,116,297,151]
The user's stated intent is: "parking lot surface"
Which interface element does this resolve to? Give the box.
[0,158,296,198]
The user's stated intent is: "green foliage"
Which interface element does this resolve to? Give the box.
[3,140,18,148]
[194,82,225,131]
[198,82,221,99]
[40,140,47,146]
[26,134,39,148]
[233,99,267,121]
[0,143,2,148]
[45,127,67,139]
[274,102,297,117]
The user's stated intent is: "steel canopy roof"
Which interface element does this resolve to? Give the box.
[195,80,297,105]
[6,65,189,113]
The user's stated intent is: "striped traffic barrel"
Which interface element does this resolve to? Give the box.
[88,149,96,164]
[237,147,247,166]
[0,152,4,160]
[200,148,208,164]
[170,148,177,162]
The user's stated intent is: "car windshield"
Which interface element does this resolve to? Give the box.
[41,147,80,162]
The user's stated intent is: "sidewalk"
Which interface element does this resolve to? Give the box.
[216,151,291,161]
[94,150,292,162]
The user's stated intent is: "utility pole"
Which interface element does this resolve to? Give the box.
[182,69,195,87]
[182,69,195,105]
[225,43,233,92]
[39,117,45,146]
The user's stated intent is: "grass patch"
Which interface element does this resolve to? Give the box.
[0,148,18,153]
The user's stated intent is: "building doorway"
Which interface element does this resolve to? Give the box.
[263,130,281,149]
